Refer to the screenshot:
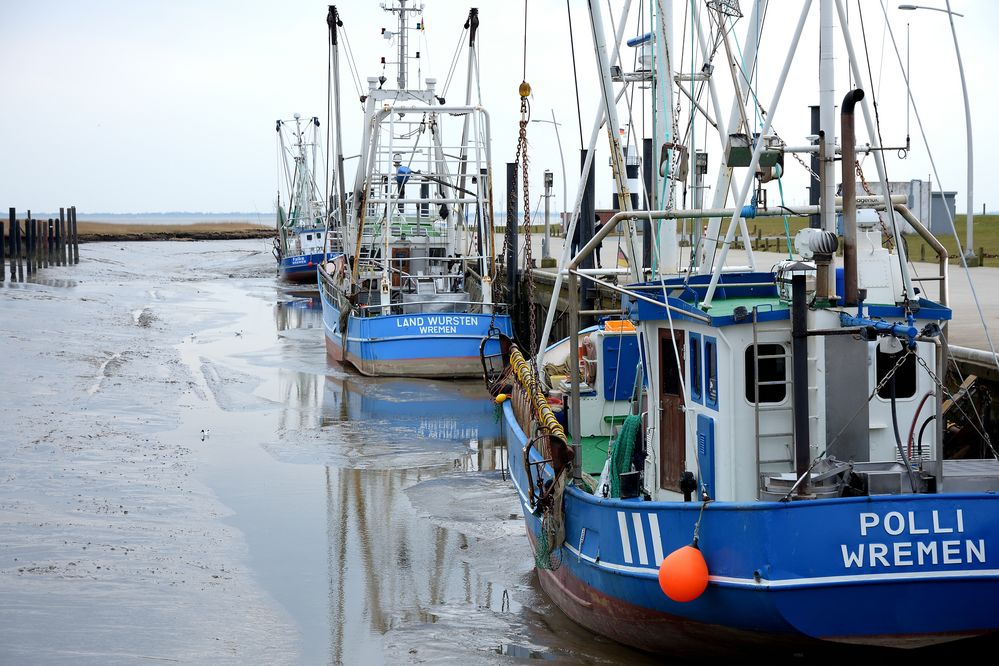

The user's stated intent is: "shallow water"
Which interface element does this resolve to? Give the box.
[0,240,661,665]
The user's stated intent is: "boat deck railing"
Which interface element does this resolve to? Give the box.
[353,299,508,317]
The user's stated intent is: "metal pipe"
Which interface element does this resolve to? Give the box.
[894,204,948,306]
[587,0,641,282]
[568,195,907,273]
[841,88,865,307]
[699,0,763,273]
[791,273,811,494]
[568,270,582,483]
[580,309,627,316]
[820,0,836,237]
[571,269,712,323]
[835,0,914,299]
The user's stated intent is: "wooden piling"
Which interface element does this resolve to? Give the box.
[14,217,23,282]
[0,220,4,278]
[33,219,40,275]
[26,219,34,276]
[71,206,79,264]
[62,211,69,266]
[8,209,14,281]
[56,209,64,267]
[57,208,64,268]
[47,220,54,268]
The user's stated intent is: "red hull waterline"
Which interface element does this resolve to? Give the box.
[324,334,482,378]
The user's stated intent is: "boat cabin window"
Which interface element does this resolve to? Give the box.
[689,333,702,404]
[306,234,313,241]
[876,349,917,399]
[745,344,787,403]
[705,338,718,409]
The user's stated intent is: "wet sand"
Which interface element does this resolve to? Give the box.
[0,240,662,665]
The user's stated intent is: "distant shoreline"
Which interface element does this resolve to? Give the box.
[75,221,275,242]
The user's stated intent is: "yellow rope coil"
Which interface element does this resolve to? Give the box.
[509,345,565,441]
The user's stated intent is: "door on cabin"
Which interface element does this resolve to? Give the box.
[659,329,685,491]
[391,248,410,288]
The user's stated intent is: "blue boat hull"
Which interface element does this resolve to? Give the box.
[279,252,339,283]
[500,402,999,655]
[319,282,513,378]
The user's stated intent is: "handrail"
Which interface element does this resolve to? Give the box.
[893,203,948,307]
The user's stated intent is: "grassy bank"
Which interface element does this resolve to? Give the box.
[744,214,999,265]
[74,221,274,242]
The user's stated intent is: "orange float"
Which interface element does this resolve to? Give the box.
[658,544,709,602]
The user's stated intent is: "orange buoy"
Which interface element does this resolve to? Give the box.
[658,544,709,602]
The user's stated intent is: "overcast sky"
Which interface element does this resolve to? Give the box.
[1,0,996,217]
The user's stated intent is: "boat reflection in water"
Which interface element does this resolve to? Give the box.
[266,291,515,662]
[274,292,323,332]
[317,375,511,662]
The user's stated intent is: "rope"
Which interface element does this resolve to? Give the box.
[509,342,568,571]
[565,0,584,147]
[610,414,640,498]
[509,345,565,440]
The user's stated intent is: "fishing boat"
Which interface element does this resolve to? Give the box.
[316,3,512,378]
[273,113,339,284]
[483,0,999,657]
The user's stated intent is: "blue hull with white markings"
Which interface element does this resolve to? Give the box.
[319,269,512,377]
[500,400,999,654]
[279,252,340,283]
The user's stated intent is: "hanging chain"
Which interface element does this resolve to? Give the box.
[780,347,914,501]
[914,354,997,456]
[516,92,537,370]
[855,161,896,249]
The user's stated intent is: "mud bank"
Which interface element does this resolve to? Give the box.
[0,239,658,665]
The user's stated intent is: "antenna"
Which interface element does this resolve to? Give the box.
[382,0,424,89]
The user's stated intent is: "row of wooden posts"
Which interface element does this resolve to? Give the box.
[2,207,80,282]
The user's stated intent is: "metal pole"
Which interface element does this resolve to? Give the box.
[809,105,821,229]
[945,0,974,260]
[791,273,811,495]
[701,0,813,309]
[900,3,974,259]
[505,161,518,317]
[568,270,582,483]
[543,170,551,260]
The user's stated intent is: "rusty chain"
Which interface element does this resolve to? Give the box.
[515,93,537,371]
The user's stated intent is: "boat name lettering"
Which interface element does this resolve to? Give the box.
[859,510,964,536]
[841,510,985,568]
[397,315,478,332]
